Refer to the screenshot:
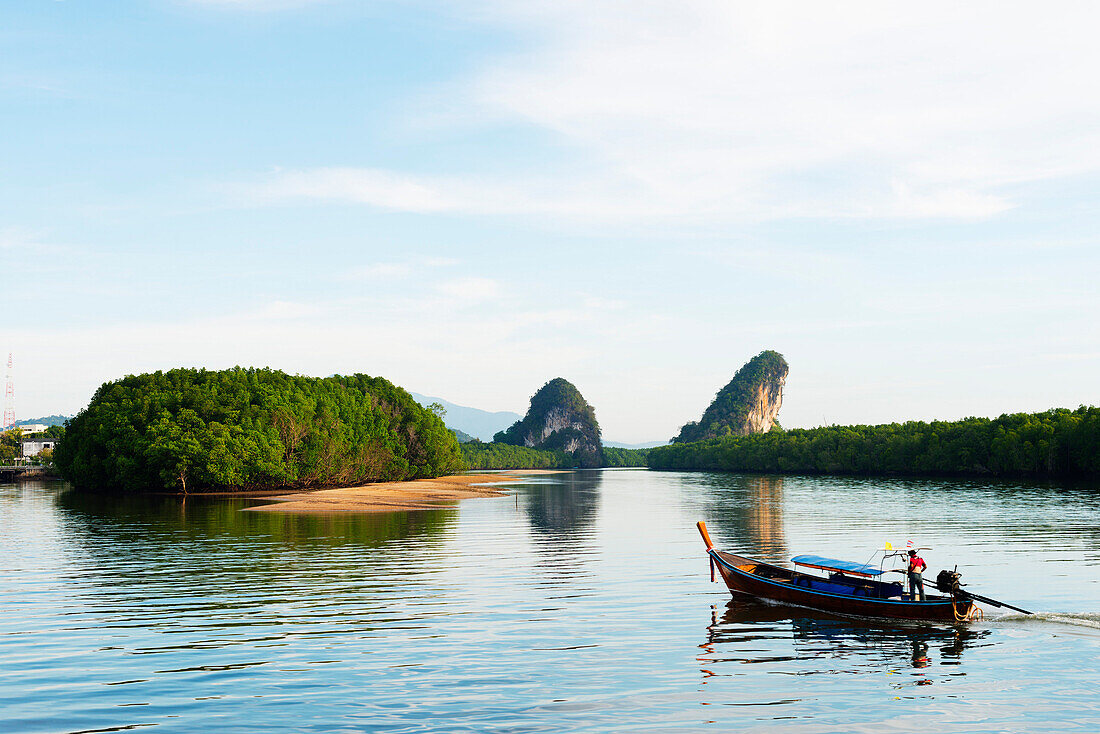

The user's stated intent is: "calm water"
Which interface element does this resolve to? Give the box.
[2,470,1098,733]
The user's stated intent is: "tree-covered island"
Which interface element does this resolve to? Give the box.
[55,368,464,493]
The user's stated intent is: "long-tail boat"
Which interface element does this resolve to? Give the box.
[696,521,1030,622]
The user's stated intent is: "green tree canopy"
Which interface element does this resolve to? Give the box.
[55,367,465,492]
[651,406,1100,479]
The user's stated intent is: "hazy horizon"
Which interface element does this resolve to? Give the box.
[3,1,1098,443]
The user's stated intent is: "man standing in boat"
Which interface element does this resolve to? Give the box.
[908,549,928,601]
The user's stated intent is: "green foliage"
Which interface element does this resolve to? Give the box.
[460,441,647,469]
[461,441,572,469]
[650,406,1100,479]
[675,350,788,443]
[0,428,24,464]
[601,446,649,467]
[54,367,466,493]
[495,377,603,467]
[450,427,477,443]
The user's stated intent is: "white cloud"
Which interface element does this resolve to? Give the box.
[337,257,459,282]
[435,276,503,304]
[469,0,1099,220]
[233,2,1100,224]
[340,262,414,280]
[234,166,644,219]
[421,256,460,268]
[581,296,626,312]
[871,182,1008,220]
[245,168,458,212]
[245,301,327,320]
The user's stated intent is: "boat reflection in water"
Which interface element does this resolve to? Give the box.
[700,599,989,691]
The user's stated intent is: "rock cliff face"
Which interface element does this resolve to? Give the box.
[495,378,603,467]
[674,350,788,443]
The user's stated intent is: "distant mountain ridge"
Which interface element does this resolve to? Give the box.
[409,393,521,443]
[13,415,71,427]
[450,427,476,443]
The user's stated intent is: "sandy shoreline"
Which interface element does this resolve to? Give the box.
[243,470,564,514]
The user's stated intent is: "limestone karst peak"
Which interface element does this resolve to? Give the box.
[673,350,788,443]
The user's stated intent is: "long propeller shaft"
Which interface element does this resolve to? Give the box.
[956,589,1033,615]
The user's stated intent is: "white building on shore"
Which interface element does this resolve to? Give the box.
[16,424,50,435]
[22,439,57,457]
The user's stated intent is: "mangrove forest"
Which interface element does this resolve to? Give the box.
[55,368,464,492]
[649,406,1100,479]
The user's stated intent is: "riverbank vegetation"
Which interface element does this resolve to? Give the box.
[1,429,23,464]
[461,441,648,469]
[649,407,1100,479]
[462,441,570,469]
[602,446,650,467]
[55,368,464,493]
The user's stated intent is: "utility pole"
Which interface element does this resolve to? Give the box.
[2,353,15,430]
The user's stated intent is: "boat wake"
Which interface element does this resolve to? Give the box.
[991,612,1100,633]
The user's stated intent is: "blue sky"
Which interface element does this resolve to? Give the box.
[3,0,1098,442]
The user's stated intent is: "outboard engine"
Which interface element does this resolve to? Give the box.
[936,568,962,596]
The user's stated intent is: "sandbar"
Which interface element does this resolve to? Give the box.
[243,470,564,514]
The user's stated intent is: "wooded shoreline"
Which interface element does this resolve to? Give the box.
[648,406,1100,480]
[36,365,1100,491]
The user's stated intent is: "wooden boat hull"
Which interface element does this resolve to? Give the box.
[710,550,973,623]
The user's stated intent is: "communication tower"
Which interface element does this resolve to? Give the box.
[2,353,14,430]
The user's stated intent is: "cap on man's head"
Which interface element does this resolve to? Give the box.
[908,549,916,555]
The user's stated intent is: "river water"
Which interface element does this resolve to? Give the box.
[2,470,1098,733]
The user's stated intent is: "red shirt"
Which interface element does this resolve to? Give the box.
[908,555,926,573]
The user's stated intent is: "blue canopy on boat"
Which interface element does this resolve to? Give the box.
[791,555,884,578]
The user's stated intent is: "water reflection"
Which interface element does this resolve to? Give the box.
[701,598,989,684]
[522,470,602,536]
[57,488,455,548]
[693,474,788,561]
[3,472,1100,732]
[37,487,467,664]
[519,472,603,589]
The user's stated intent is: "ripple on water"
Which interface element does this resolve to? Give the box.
[1,473,1098,732]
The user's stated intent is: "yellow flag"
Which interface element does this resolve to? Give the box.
[884,541,893,550]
